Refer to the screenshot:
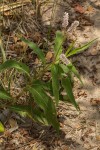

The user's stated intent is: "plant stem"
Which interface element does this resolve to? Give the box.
[0,37,6,63]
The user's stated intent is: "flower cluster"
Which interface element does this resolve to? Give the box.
[67,21,79,32]
[62,12,69,29]
[62,12,79,32]
[60,54,70,65]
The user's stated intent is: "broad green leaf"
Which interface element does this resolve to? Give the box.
[10,104,48,124]
[0,60,30,76]
[51,64,59,105]
[10,105,29,112]
[0,89,12,100]
[10,105,32,118]
[67,39,96,57]
[45,99,60,133]
[28,85,59,132]
[61,77,79,110]
[21,37,45,63]
[59,64,70,74]
[32,106,48,125]
[32,80,53,95]
[27,86,49,111]
[60,63,82,84]
[0,122,4,132]
[54,31,64,61]
[67,63,83,84]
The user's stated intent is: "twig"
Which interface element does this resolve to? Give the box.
[0,0,31,13]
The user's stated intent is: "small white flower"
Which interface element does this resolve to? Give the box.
[67,21,79,32]
[62,12,69,29]
[60,54,70,65]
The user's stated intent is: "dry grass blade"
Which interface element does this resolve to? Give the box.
[0,0,31,13]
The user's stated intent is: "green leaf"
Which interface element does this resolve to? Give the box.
[59,64,70,74]
[0,122,4,132]
[21,37,45,63]
[32,106,48,125]
[10,105,31,117]
[10,105,29,112]
[10,104,47,124]
[61,77,79,110]
[28,85,59,132]
[27,85,49,111]
[60,63,82,84]
[45,99,60,133]
[67,39,97,57]
[65,40,76,56]
[51,64,59,105]
[54,31,64,61]
[0,60,30,76]
[67,63,83,84]
[0,89,12,100]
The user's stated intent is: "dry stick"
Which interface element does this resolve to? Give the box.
[0,0,31,13]
[0,37,6,62]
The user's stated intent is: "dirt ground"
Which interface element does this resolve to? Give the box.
[0,0,100,149]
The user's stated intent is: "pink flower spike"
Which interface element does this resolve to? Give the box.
[62,12,69,29]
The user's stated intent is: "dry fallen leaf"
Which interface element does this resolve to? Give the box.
[46,51,53,61]
[13,36,18,43]
[8,118,18,133]
[4,11,13,16]
[33,32,42,43]
[86,6,94,13]
[14,41,28,53]
[74,4,85,14]
[34,58,40,65]
[9,118,18,128]
[96,135,100,141]
[90,98,100,106]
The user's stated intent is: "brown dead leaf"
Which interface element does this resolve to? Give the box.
[8,118,18,133]
[13,36,18,43]
[75,124,82,130]
[14,41,28,53]
[4,11,13,16]
[33,32,42,43]
[46,51,53,61]
[34,58,39,65]
[90,98,100,106]
[74,4,85,14]
[87,6,94,12]
[96,135,100,141]
[9,118,18,128]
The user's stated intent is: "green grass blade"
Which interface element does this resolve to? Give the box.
[0,89,12,100]
[59,64,70,74]
[54,31,64,61]
[28,85,59,131]
[67,39,97,57]
[65,40,76,56]
[67,63,83,84]
[10,105,30,117]
[21,37,45,63]
[27,86,48,111]
[51,64,59,105]
[61,77,79,110]
[45,99,60,133]
[0,60,30,76]
[32,106,48,125]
